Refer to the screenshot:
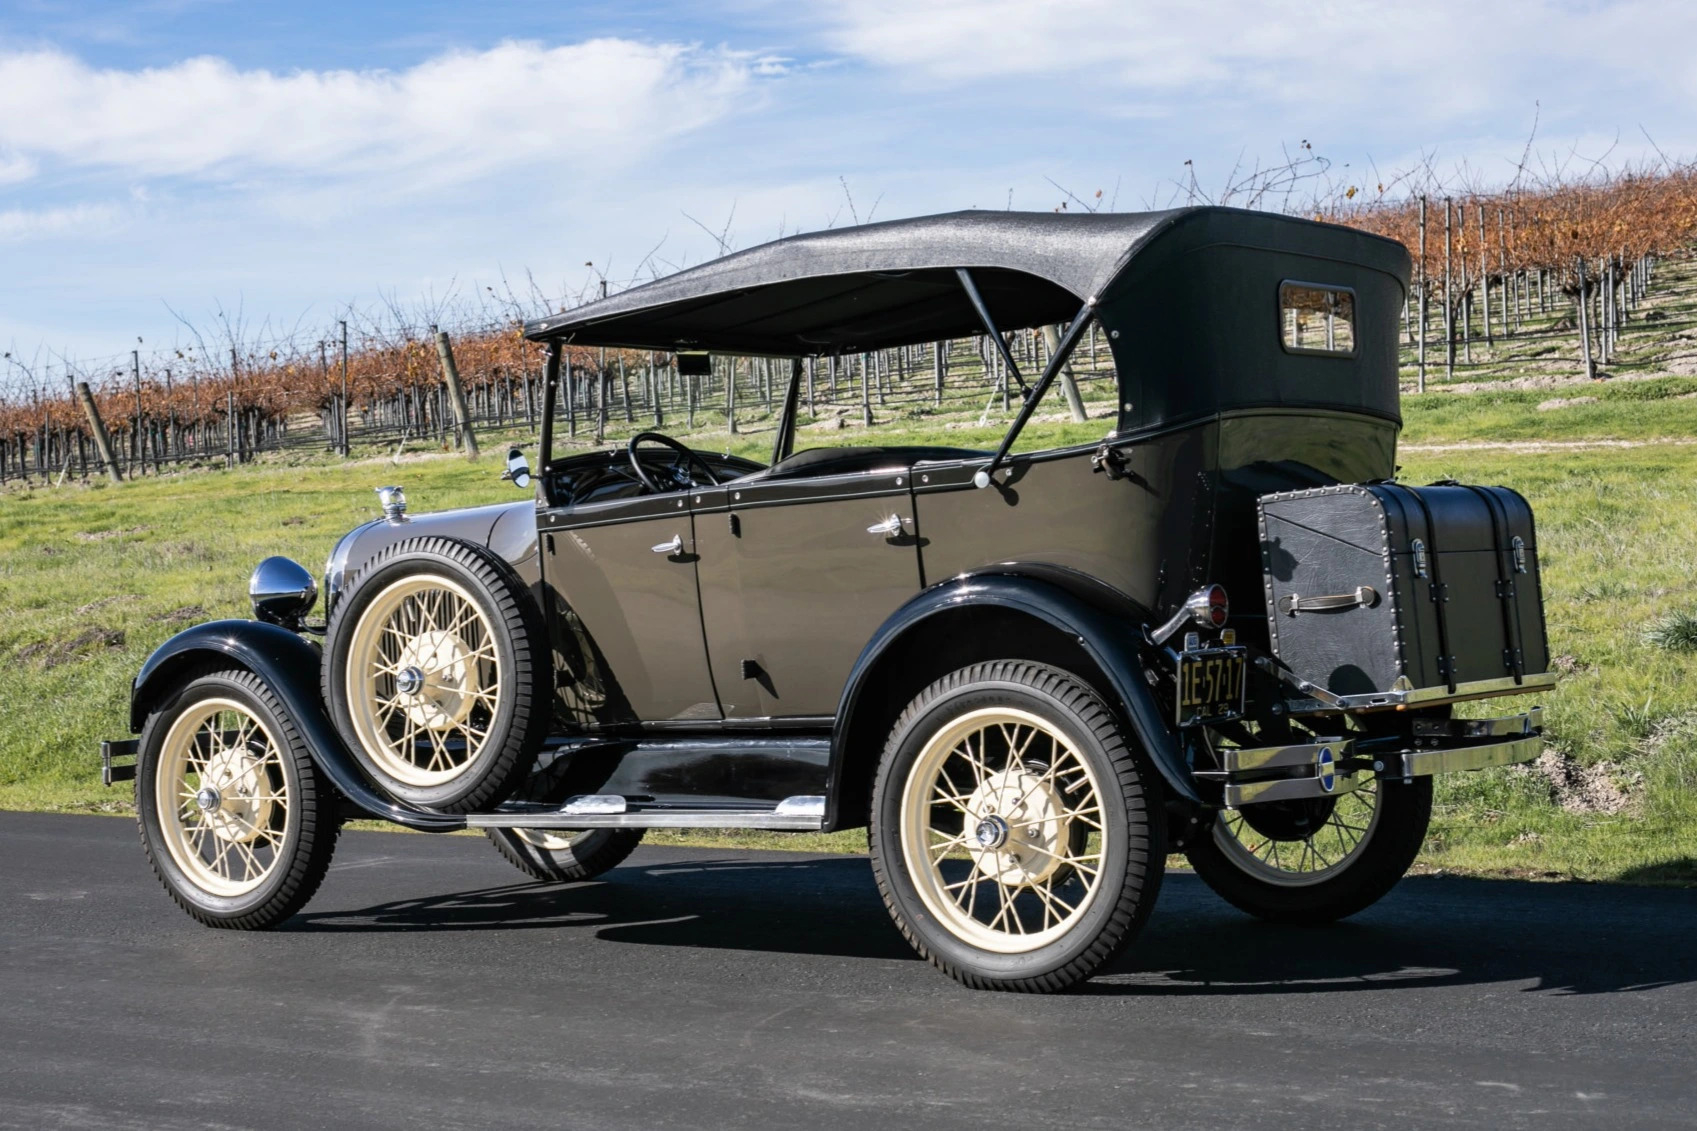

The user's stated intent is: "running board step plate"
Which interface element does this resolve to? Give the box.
[465,794,826,831]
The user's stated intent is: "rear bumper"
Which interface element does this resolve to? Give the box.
[1216,708,1543,808]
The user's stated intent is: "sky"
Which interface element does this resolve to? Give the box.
[2,0,1695,374]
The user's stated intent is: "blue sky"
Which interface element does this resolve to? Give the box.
[2,0,1694,371]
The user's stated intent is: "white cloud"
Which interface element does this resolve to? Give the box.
[809,0,1697,126]
[0,39,758,186]
[0,202,122,241]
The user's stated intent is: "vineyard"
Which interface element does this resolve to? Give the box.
[4,159,1696,485]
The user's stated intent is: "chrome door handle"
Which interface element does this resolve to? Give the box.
[651,534,684,554]
[866,515,904,537]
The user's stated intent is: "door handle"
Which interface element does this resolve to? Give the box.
[866,514,905,537]
[651,534,684,554]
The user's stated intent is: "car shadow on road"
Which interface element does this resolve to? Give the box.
[292,855,1697,995]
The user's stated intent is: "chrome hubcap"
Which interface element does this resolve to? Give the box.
[974,815,1009,850]
[394,665,426,696]
[194,786,221,812]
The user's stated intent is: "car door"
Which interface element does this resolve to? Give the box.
[693,467,922,720]
[539,490,721,723]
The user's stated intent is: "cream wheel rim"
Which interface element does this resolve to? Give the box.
[345,573,503,787]
[1213,779,1383,886]
[155,696,292,897]
[899,706,1107,954]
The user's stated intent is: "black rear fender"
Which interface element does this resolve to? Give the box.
[129,620,462,831]
[825,573,1197,832]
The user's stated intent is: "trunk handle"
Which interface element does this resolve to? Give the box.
[1277,586,1379,616]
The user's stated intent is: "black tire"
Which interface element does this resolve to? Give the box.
[869,661,1165,993]
[1184,777,1433,924]
[485,827,646,883]
[323,536,547,813]
[135,669,338,929]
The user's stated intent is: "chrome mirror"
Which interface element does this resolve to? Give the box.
[503,447,532,490]
[249,556,318,629]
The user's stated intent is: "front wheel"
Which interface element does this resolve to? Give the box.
[869,662,1165,993]
[1184,776,1433,924]
[135,670,338,929]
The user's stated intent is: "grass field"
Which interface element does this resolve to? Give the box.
[4,261,1697,884]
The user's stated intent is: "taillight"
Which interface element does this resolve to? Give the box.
[1205,584,1229,627]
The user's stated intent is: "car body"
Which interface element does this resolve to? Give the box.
[106,207,1553,991]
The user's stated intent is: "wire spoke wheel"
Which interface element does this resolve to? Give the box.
[900,706,1107,954]
[1212,781,1383,888]
[345,574,502,787]
[153,696,293,898]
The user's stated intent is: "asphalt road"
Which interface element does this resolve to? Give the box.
[2,812,1694,1130]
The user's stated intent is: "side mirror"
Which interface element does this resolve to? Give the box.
[503,447,532,490]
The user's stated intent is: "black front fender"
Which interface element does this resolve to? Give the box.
[130,620,463,831]
[826,574,1198,831]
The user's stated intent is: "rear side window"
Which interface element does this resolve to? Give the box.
[1279,282,1356,357]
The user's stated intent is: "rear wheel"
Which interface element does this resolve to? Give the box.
[135,670,338,929]
[869,661,1164,992]
[485,827,645,883]
[1185,776,1432,923]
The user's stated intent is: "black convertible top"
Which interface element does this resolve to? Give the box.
[524,207,1408,356]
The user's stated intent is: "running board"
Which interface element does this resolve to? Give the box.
[464,794,827,831]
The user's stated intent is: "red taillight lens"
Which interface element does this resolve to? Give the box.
[1206,584,1229,627]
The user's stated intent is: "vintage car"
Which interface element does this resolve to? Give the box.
[103,207,1553,992]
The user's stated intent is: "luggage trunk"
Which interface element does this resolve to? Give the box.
[1257,483,1549,701]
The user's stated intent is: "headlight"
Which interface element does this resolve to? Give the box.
[249,556,318,629]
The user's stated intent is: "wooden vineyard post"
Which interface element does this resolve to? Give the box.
[1043,323,1088,422]
[435,330,479,459]
[339,320,351,457]
[1478,202,1492,348]
[132,350,144,477]
[1417,196,1428,393]
[860,353,872,427]
[934,341,945,406]
[727,355,738,434]
[75,382,123,483]
[1575,256,1597,381]
[1443,198,1454,383]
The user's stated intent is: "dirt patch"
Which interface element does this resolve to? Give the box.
[1664,352,1697,376]
[75,525,150,542]
[1536,396,1599,411]
[151,605,206,625]
[1519,750,1632,814]
[282,516,306,526]
[75,595,140,615]
[17,627,126,669]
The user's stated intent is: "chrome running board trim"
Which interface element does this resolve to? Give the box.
[465,794,828,832]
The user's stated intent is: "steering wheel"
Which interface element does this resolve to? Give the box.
[627,431,722,493]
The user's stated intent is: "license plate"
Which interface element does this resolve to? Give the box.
[1176,647,1247,727]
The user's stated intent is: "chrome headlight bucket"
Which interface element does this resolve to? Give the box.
[249,556,319,629]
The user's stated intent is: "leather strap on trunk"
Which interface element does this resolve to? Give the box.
[1461,484,1526,684]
